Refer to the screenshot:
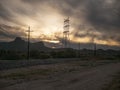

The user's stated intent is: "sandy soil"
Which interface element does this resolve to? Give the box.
[1,62,120,90]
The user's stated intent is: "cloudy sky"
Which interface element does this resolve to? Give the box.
[0,0,120,48]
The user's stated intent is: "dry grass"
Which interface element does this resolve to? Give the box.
[0,60,118,88]
[103,72,120,90]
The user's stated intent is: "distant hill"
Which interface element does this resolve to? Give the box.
[0,37,51,51]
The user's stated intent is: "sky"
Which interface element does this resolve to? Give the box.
[0,0,120,49]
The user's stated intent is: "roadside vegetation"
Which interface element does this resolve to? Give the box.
[0,48,120,89]
[0,60,119,88]
[0,49,120,60]
[103,72,120,90]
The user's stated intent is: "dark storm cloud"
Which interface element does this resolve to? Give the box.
[56,0,120,32]
[0,24,26,41]
[22,0,84,14]
[0,3,13,22]
[15,0,120,32]
[0,0,33,26]
[57,0,120,44]
[0,29,13,38]
[84,0,120,43]
[86,0,120,30]
[1,0,120,31]
[0,0,120,46]
[67,0,119,42]
[69,0,119,29]
[22,0,45,3]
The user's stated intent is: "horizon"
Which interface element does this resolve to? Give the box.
[0,36,120,50]
[0,0,120,49]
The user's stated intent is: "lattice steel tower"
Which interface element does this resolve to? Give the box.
[63,17,70,48]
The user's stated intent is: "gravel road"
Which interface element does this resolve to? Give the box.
[2,62,120,90]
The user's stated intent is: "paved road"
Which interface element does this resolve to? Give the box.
[2,62,120,90]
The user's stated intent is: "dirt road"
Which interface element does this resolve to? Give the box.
[2,62,120,90]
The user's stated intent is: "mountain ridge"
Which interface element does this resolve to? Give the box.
[0,37,51,51]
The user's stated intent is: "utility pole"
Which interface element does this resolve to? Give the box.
[94,43,97,56]
[78,42,80,58]
[26,26,33,60]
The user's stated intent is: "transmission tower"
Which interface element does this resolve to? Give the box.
[63,17,70,48]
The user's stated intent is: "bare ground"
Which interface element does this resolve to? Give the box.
[0,60,120,90]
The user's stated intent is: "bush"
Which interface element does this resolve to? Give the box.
[50,49,76,58]
[30,51,50,59]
